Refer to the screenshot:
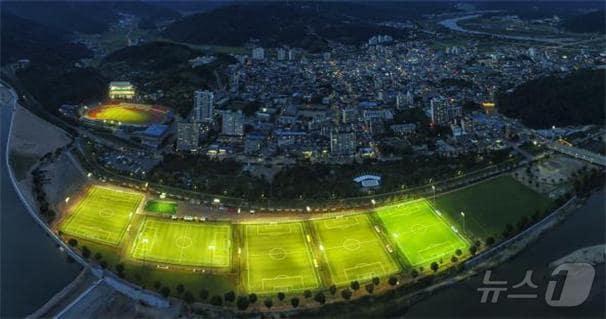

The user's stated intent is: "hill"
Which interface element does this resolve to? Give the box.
[161,2,441,51]
[562,10,606,34]
[0,12,91,65]
[99,41,237,116]
[2,1,180,35]
[497,69,605,129]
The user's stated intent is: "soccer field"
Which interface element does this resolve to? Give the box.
[376,199,469,267]
[243,222,320,294]
[312,214,399,285]
[144,200,177,214]
[129,217,232,268]
[60,186,142,246]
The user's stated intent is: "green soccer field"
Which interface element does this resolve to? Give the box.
[376,199,469,267]
[243,222,320,294]
[435,175,554,239]
[312,214,400,285]
[60,185,142,246]
[129,217,232,268]
[144,200,177,214]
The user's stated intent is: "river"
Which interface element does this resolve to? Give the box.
[406,190,605,318]
[1,93,81,318]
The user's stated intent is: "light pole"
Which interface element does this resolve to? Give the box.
[460,212,466,232]
[431,185,436,203]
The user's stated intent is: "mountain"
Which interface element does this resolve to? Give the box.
[497,69,605,129]
[1,1,180,35]
[0,11,91,65]
[562,10,606,34]
[162,2,449,51]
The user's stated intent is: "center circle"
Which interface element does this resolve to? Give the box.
[176,236,193,248]
[269,248,286,260]
[99,208,113,217]
[343,238,361,251]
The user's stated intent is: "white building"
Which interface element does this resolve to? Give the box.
[109,81,135,100]
[193,90,214,122]
[222,110,244,136]
[252,47,265,60]
[277,48,286,60]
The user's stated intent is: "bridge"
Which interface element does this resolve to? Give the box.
[546,142,606,167]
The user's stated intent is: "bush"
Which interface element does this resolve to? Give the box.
[277,292,285,301]
[94,252,102,260]
[160,286,170,298]
[350,280,360,291]
[372,277,380,285]
[341,288,352,300]
[81,246,91,259]
[176,284,185,294]
[304,290,312,299]
[264,298,273,309]
[431,262,439,272]
[248,293,257,303]
[67,238,78,247]
[153,281,162,290]
[314,292,326,304]
[365,283,374,294]
[236,296,249,310]
[209,295,223,306]
[183,291,195,304]
[329,284,337,295]
[291,297,300,308]
[388,276,398,286]
[224,291,236,303]
[199,289,209,300]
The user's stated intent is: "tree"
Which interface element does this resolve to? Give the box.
[94,252,102,260]
[81,246,91,259]
[469,245,478,255]
[304,289,312,299]
[455,249,462,256]
[451,256,459,263]
[199,289,209,300]
[291,297,300,308]
[248,293,257,304]
[176,284,185,294]
[264,298,273,309]
[350,280,360,291]
[365,283,374,294]
[236,296,250,310]
[277,292,285,301]
[329,284,337,295]
[160,286,170,298]
[115,263,125,277]
[183,291,195,304]
[314,292,326,304]
[485,237,495,246]
[67,238,78,247]
[153,281,162,290]
[341,288,352,300]
[372,277,380,285]
[224,291,236,303]
[388,276,398,286]
[430,262,439,272]
[411,269,419,278]
[209,295,223,306]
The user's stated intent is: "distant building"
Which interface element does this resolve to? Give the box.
[252,47,265,60]
[176,121,200,151]
[288,49,296,61]
[430,97,461,126]
[390,123,417,135]
[341,108,358,124]
[330,130,356,156]
[109,81,135,100]
[245,132,265,154]
[137,124,169,149]
[277,48,286,61]
[193,90,214,122]
[222,110,244,136]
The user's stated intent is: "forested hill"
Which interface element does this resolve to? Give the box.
[162,2,449,51]
[562,10,606,34]
[497,69,605,129]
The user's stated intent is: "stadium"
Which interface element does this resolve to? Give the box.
[80,102,173,128]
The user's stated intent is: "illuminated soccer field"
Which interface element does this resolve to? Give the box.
[144,200,177,214]
[60,186,142,246]
[129,217,232,268]
[376,199,469,267]
[312,214,399,285]
[243,222,320,294]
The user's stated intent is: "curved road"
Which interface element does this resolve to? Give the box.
[0,85,81,317]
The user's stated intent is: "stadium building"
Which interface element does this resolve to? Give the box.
[109,81,136,100]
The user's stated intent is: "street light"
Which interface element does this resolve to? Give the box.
[431,185,436,202]
[460,212,466,232]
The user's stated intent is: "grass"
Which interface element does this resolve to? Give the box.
[129,217,232,268]
[376,199,469,267]
[243,222,320,294]
[83,103,168,125]
[60,185,142,246]
[435,175,554,239]
[312,214,400,285]
[144,200,177,214]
